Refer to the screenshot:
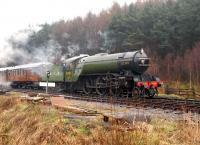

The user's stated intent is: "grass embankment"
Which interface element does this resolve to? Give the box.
[166,81,200,92]
[0,94,199,145]
[158,81,200,99]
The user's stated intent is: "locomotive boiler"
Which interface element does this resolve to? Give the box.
[81,49,149,74]
[0,49,161,98]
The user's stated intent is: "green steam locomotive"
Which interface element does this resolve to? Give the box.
[0,49,161,97]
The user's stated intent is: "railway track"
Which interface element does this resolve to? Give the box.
[9,89,200,114]
[62,94,200,114]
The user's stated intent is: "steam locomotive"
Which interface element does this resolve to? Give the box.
[0,49,161,97]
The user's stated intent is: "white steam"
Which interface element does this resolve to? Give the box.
[0,29,64,66]
[0,27,107,67]
[30,39,63,63]
[0,81,11,91]
[0,29,32,66]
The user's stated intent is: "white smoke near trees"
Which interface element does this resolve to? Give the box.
[0,26,108,67]
[0,28,64,66]
[67,43,80,56]
[0,31,30,66]
[31,39,63,63]
[98,30,113,52]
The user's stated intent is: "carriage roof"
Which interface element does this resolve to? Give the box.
[0,62,52,71]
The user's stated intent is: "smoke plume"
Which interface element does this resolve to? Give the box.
[0,28,63,67]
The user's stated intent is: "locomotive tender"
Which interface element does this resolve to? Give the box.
[0,49,161,97]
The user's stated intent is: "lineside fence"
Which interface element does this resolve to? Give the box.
[165,86,200,98]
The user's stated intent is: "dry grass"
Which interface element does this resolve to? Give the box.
[175,116,200,145]
[0,96,66,145]
[0,94,199,145]
[0,96,18,111]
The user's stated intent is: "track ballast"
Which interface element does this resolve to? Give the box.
[11,89,200,114]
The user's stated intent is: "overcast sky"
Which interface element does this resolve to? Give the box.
[0,0,135,47]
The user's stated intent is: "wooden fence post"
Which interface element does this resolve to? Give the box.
[192,87,195,97]
[165,85,169,94]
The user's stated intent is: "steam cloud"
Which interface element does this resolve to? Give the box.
[0,27,106,67]
[0,31,28,66]
[0,28,64,67]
